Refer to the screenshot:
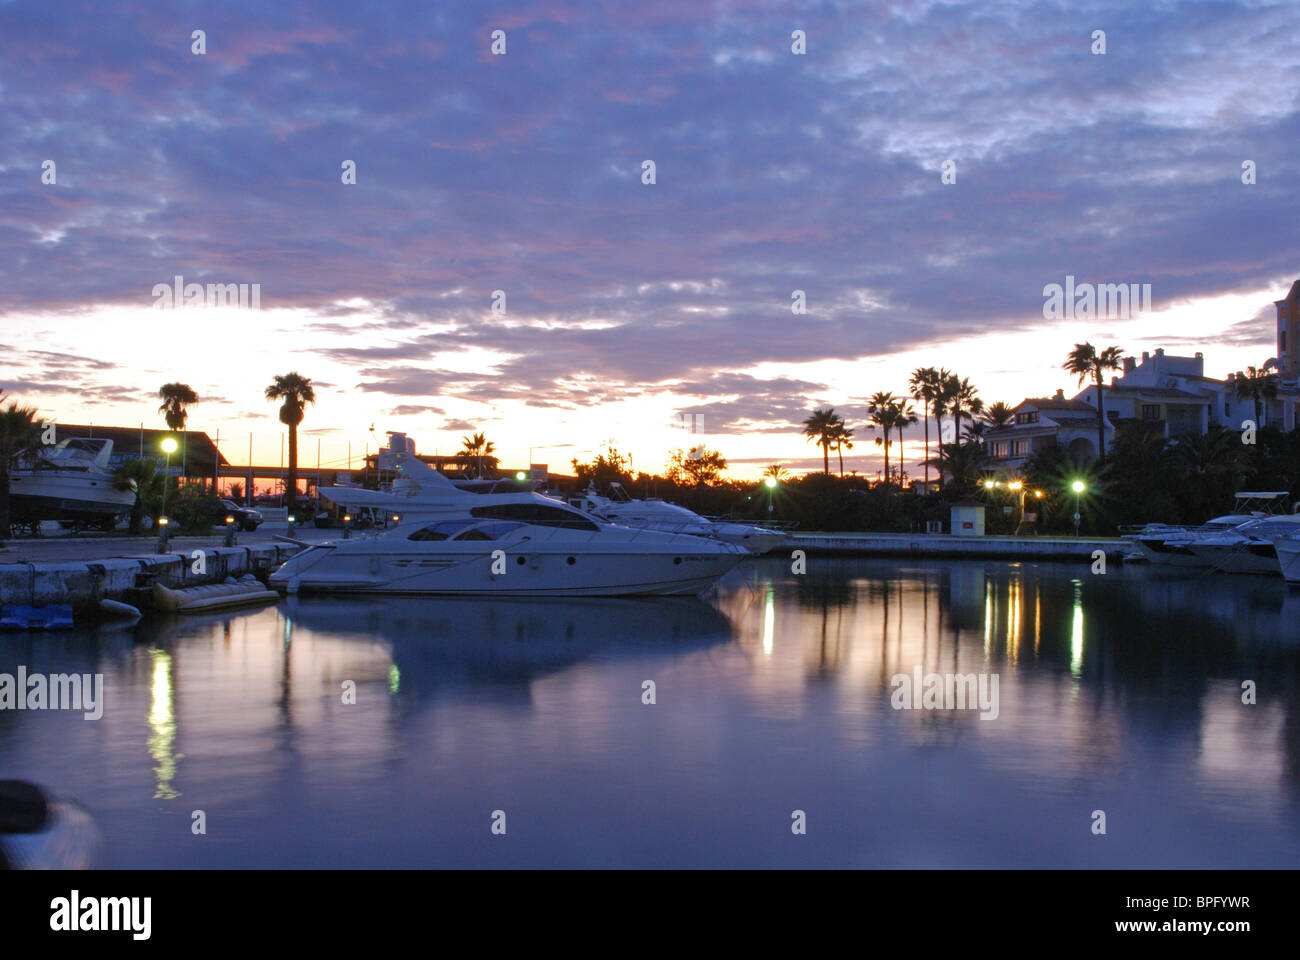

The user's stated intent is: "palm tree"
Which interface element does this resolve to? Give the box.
[948,376,983,441]
[802,408,838,475]
[982,401,1014,431]
[894,401,917,485]
[909,367,947,490]
[1233,366,1279,428]
[0,397,42,539]
[867,392,900,486]
[264,372,316,514]
[762,464,789,482]
[158,382,198,480]
[157,382,198,431]
[460,432,496,479]
[828,416,854,476]
[1063,343,1124,461]
[114,458,165,535]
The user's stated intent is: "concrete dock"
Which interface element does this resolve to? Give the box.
[0,537,301,613]
[787,532,1125,560]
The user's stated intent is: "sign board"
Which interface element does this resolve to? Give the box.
[530,463,547,481]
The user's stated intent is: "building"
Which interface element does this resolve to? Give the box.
[986,315,1300,471]
[53,424,227,480]
[984,391,1101,471]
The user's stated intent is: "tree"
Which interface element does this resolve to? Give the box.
[114,458,166,535]
[157,382,198,431]
[672,446,728,485]
[0,398,42,539]
[265,372,316,514]
[982,401,1014,431]
[572,447,633,488]
[828,416,854,476]
[460,432,496,479]
[937,439,989,495]
[1233,366,1279,428]
[762,464,789,482]
[1063,343,1124,461]
[894,400,917,484]
[909,367,948,489]
[947,375,983,442]
[867,391,900,486]
[802,408,838,475]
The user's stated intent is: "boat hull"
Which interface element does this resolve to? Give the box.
[270,544,745,597]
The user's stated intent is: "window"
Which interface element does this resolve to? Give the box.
[1011,439,1031,457]
[993,441,1009,458]
[470,503,600,531]
[408,520,476,541]
[453,521,526,541]
[1142,404,1161,420]
[1106,409,1119,422]
[1014,411,1038,425]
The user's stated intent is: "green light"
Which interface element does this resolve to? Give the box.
[516,471,527,481]
[161,437,178,454]
[1071,480,1086,493]
[764,476,777,488]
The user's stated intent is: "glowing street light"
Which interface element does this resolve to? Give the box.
[159,436,179,539]
[1070,480,1087,537]
[763,474,778,515]
[516,471,527,481]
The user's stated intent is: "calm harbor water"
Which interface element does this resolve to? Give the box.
[2,558,1298,868]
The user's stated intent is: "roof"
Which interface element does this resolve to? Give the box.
[1021,397,1094,412]
[53,424,228,468]
[1102,386,1207,400]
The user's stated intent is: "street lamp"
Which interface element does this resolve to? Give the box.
[159,436,178,531]
[1071,480,1086,537]
[764,475,777,516]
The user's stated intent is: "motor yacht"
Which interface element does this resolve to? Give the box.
[1121,492,1292,566]
[1273,536,1300,586]
[8,438,135,530]
[1185,515,1300,574]
[565,483,790,555]
[269,512,747,597]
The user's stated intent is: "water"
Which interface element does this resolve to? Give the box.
[2,558,1298,868]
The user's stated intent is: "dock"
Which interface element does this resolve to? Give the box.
[0,540,300,613]
[786,532,1125,561]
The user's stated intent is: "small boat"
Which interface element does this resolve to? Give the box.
[153,577,280,613]
[8,438,135,531]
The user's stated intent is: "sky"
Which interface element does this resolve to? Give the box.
[1,0,1297,480]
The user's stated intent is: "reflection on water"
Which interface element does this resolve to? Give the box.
[0,559,1297,868]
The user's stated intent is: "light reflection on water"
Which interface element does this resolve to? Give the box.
[1,558,1297,868]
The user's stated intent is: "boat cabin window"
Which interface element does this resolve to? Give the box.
[408,520,477,541]
[469,503,600,531]
[453,521,526,541]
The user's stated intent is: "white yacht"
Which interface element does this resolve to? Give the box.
[269,513,747,597]
[8,438,135,530]
[566,483,790,555]
[1273,536,1300,586]
[1122,492,1292,566]
[1185,515,1300,574]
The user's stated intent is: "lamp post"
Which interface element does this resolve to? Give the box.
[159,434,178,520]
[1071,480,1086,537]
[764,475,777,518]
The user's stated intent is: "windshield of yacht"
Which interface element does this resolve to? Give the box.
[469,503,600,530]
[1233,517,1300,537]
[407,520,477,541]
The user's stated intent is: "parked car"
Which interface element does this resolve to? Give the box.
[219,499,263,532]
